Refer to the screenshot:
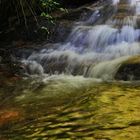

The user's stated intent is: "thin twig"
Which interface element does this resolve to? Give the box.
[25,0,39,27]
[19,0,28,29]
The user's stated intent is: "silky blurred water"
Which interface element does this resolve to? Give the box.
[0,0,140,139]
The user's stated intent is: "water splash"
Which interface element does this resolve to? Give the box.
[86,56,130,80]
[21,60,44,75]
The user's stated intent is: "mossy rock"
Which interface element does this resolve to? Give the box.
[115,56,140,81]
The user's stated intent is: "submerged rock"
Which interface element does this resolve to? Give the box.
[115,56,140,81]
[0,108,23,128]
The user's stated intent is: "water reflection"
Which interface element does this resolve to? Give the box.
[0,77,140,139]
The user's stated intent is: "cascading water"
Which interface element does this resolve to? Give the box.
[112,0,120,5]
[1,1,140,139]
[22,0,140,80]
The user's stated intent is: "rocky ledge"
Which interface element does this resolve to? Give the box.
[115,56,140,81]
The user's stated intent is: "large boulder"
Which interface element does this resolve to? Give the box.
[115,56,140,81]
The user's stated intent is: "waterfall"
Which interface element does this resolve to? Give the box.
[22,0,140,81]
[112,0,120,5]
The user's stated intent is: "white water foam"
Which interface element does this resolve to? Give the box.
[87,56,130,80]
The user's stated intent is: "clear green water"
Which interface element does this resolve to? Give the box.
[0,76,140,140]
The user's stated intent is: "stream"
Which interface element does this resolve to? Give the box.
[0,0,140,139]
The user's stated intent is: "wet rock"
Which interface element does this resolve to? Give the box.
[58,7,96,21]
[58,0,98,8]
[38,55,92,76]
[115,56,140,81]
[51,20,73,42]
[51,2,102,42]
[0,59,25,78]
[21,60,44,76]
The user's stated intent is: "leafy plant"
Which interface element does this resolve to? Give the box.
[39,0,68,35]
[0,0,67,34]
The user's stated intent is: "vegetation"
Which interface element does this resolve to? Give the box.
[0,0,66,34]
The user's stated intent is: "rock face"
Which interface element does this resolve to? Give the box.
[58,0,97,8]
[51,4,98,42]
[115,56,140,81]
